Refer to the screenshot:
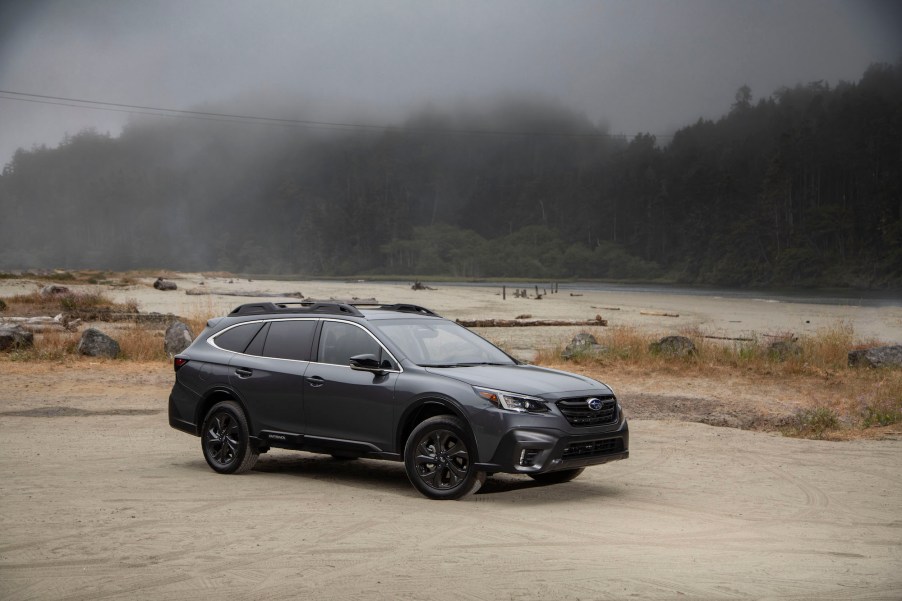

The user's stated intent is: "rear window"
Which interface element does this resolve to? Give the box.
[262,320,317,361]
[213,322,264,353]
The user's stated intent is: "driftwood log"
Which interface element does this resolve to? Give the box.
[0,314,81,332]
[457,316,607,327]
[640,311,680,318]
[61,310,179,324]
[185,288,304,298]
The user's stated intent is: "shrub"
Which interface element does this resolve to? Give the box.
[786,406,840,439]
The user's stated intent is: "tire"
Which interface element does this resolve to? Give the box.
[404,415,485,500]
[201,400,259,474]
[528,467,585,484]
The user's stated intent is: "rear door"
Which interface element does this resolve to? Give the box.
[227,319,317,436]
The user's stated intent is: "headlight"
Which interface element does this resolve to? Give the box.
[474,386,549,413]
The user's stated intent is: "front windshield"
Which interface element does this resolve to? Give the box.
[372,319,515,367]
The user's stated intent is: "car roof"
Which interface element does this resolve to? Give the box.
[226,301,442,320]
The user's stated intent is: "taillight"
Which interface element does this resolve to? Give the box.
[174,357,189,372]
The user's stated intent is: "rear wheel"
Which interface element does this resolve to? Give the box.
[528,467,584,484]
[201,401,258,474]
[404,415,485,500]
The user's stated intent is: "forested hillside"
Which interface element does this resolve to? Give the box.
[1,62,900,287]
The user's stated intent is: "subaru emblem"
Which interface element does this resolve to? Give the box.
[587,397,603,411]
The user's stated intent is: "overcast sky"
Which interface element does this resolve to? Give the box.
[1,0,900,166]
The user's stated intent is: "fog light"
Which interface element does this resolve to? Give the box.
[519,449,541,467]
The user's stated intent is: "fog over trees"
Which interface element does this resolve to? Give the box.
[1,62,900,287]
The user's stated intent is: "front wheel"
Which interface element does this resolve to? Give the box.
[201,400,259,474]
[528,467,585,484]
[404,415,485,500]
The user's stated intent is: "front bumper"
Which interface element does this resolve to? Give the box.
[474,418,629,474]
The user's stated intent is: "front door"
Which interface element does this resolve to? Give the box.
[303,320,398,450]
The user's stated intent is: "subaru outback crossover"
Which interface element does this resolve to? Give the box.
[168,302,628,499]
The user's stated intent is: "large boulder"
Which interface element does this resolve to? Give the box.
[153,277,177,291]
[164,321,194,357]
[650,335,697,357]
[0,325,34,351]
[562,332,606,359]
[848,345,902,368]
[77,328,121,358]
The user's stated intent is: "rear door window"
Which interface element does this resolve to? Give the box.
[261,320,317,362]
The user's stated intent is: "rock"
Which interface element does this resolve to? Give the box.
[40,284,70,297]
[768,340,802,360]
[650,335,697,357]
[0,325,34,351]
[848,345,902,368]
[77,328,121,358]
[562,332,607,359]
[153,277,177,291]
[164,321,194,357]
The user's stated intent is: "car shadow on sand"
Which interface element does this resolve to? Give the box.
[179,452,625,502]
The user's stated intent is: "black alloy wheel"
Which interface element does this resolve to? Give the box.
[201,400,259,474]
[404,415,485,500]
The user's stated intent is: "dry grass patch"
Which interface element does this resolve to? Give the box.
[117,325,168,361]
[0,288,133,317]
[537,322,902,438]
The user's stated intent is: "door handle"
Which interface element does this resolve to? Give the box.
[235,367,253,378]
[306,375,325,388]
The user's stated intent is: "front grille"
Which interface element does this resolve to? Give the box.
[556,396,618,427]
[562,437,624,460]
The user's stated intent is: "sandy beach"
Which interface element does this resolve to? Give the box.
[4,273,897,359]
[2,274,902,599]
[1,361,900,600]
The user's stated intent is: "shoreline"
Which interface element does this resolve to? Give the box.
[3,273,900,346]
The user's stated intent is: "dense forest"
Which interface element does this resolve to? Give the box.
[1,62,900,287]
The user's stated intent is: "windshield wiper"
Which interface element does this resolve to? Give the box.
[420,362,511,367]
[453,362,511,366]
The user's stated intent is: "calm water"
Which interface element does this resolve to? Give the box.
[422,281,902,308]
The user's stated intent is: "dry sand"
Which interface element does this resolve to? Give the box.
[4,273,898,360]
[1,275,901,599]
[0,362,900,600]
[114,274,902,341]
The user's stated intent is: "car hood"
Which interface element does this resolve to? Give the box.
[424,364,611,398]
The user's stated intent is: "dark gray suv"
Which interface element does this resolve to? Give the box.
[168,302,628,499]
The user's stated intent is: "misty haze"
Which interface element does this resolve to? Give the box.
[1,0,900,288]
[2,3,902,601]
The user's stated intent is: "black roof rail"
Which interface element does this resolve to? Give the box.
[366,303,441,317]
[229,301,364,317]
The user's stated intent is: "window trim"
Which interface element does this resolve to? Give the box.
[208,317,402,372]
[208,318,317,363]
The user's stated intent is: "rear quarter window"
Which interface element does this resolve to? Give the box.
[212,322,264,353]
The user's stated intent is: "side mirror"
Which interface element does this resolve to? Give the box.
[350,353,386,374]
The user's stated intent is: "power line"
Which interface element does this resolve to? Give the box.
[0,89,672,139]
